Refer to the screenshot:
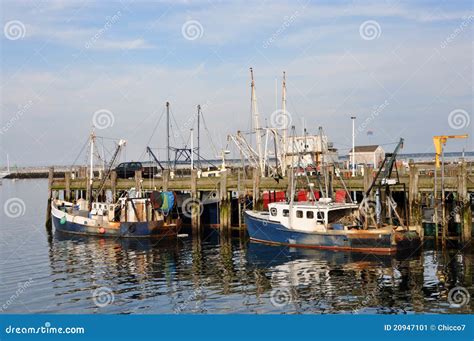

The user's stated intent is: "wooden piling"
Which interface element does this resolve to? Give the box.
[135,170,142,193]
[64,171,71,202]
[45,167,54,229]
[458,161,472,244]
[219,170,231,230]
[191,169,201,230]
[363,165,372,194]
[252,168,262,211]
[110,170,117,201]
[408,163,422,228]
[162,169,170,191]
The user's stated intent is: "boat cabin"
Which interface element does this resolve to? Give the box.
[267,201,358,232]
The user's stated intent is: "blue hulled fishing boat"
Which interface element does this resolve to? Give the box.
[244,200,419,253]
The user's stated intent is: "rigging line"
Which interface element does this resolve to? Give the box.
[170,108,187,146]
[139,107,166,161]
[200,111,219,157]
[95,135,123,141]
[320,127,354,203]
[70,136,90,170]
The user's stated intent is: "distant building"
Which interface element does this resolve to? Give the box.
[349,145,385,168]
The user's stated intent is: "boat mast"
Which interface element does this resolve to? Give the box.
[289,125,296,227]
[190,128,194,170]
[89,130,95,206]
[319,126,328,197]
[166,101,170,168]
[197,104,201,168]
[281,71,287,176]
[250,68,264,176]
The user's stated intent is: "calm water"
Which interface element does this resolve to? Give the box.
[0,179,472,314]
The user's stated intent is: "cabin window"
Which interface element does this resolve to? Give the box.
[270,208,277,216]
[296,210,303,218]
[282,209,289,217]
[317,212,325,221]
[306,211,314,219]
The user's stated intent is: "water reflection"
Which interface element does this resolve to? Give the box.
[28,228,468,314]
[0,225,469,314]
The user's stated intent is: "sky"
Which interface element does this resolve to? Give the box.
[1,0,473,167]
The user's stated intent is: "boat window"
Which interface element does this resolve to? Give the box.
[306,211,314,219]
[328,209,353,223]
[282,209,289,217]
[317,212,325,221]
[296,210,303,218]
[270,208,277,216]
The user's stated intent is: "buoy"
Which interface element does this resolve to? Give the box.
[99,227,105,234]
[60,216,67,225]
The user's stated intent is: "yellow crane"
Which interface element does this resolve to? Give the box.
[433,134,468,168]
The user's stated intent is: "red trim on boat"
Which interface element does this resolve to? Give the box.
[249,237,396,254]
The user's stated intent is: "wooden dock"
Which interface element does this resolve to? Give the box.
[46,161,473,245]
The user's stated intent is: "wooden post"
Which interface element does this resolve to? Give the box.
[110,170,117,201]
[237,170,242,229]
[45,167,54,229]
[191,169,201,230]
[162,169,170,191]
[458,161,472,244]
[135,170,142,193]
[363,165,372,194]
[219,170,230,230]
[252,168,262,211]
[64,171,71,202]
[408,163,421,229]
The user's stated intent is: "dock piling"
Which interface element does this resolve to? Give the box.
[45,167,54,229]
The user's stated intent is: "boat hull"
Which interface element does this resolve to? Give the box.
[244,211,396,253]
[52,203,180,238]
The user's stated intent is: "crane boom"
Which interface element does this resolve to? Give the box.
[146,146,165,170]
[433,134,468,168]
